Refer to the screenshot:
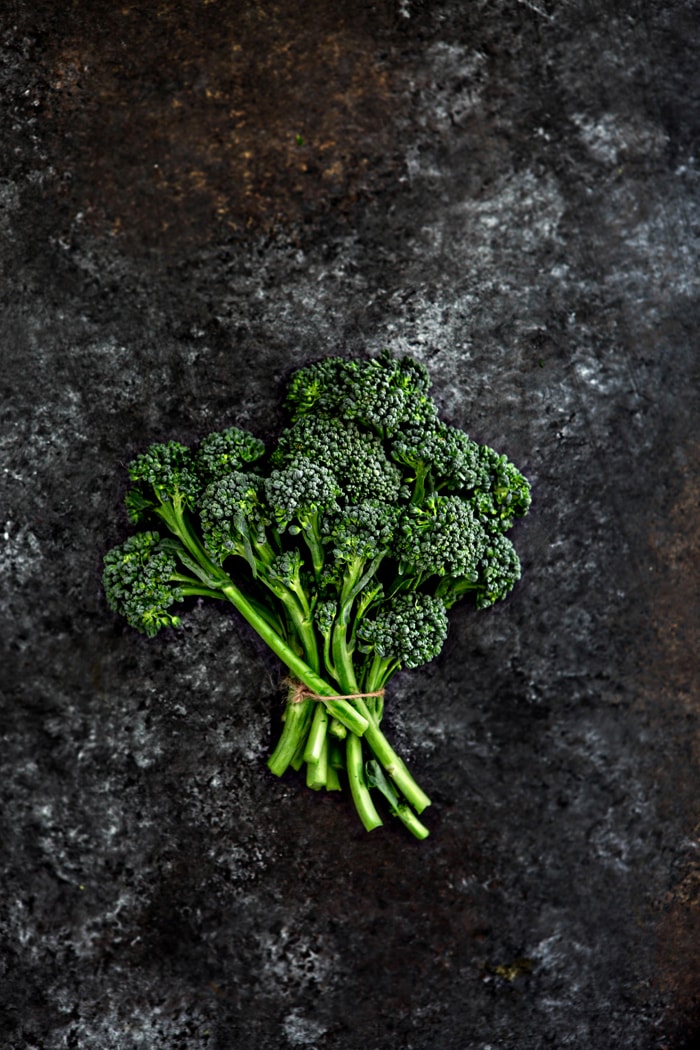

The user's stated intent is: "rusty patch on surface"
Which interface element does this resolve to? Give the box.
[648,448,700,714]
[656,841,700,1044]
[39,1,408,250]
[646,443,700,1042]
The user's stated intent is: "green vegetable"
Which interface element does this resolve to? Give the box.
[103,351,531,838]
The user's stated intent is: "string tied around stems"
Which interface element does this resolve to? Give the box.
[283,678,385,705]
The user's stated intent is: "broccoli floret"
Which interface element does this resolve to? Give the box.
[265,457,340,532]
[195,427,266,484]
[396,495,486,581]
[102,531,185,637]
[338,351,437,435]
[284,356,349,419]
[125,441,200,525]
[285,350,437,436]
[324,500,401,566]
[471,445,532,532]
[321,500,401,626]
[390,420,480,501]
[437,533,522,610]
[314,598,338,635]
[199,471,272,568]
[475,534,522,608]
[357,593,449,669]
[266,549,305,590]
[273,416,403,504]
[263,457,341,578]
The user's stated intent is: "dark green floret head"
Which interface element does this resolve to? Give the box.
[336,350,438,435]
[472,445,532,532]
[475,533,522,609]
[324,500,402,564]
[397,495,486,579]
[103,531,183,637]
[264,456,340,530]
[313,598,338,635]
[357,593,449,669]
[125,441,199,522]
[268,549,306,589]
[199,471,269,561]
[273,416,403,504]
[390,420,480,494]
[195,427,266,483]
[284,357,349,419]
[284,350,437,435]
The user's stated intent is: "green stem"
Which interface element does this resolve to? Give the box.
[300,513,325,580]
[410,462,429,506]
[329,717,347,740]
[217,582,368,737]
[306,731,328,790]
[304,702,329,765]
[325,764,342,791]
[331,619,359,694]
[157,503,227,586]
[320,627,338,682]
[178,585,228,601]
[267,697,314,776]
[346,733,382,832]
[274,589,320,673]
[393,803,430,840]
[363,654,399,721]
[365,760,430,840]
[353,696,431,814]
[343,554,385,615]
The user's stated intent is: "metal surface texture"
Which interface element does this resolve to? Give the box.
[2,1,699,1047]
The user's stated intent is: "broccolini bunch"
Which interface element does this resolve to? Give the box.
[103,351,530,838]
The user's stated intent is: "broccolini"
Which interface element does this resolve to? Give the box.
[103,350,531,838]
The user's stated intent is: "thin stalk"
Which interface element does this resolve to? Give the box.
[325,764,342,791]
[287,571,312,620]
[320,627,338,683]
[346,733,382,832]
[328,717,347,740]
[217,581,369,737]
[363,653,400,722]
[300,513,325,580]
[331,619,359,695]
[329,741,345,772]
[156,502,228,587]
[363,653,391,694]
[306,731,328,790]
[272,588,320,673]
[304,702,329,766]
[290,728,309,771]
[365,760,430,840]
[339,554,384,620]
[353,695,431,814]
[410,462,430,506]
[393,803,430,840]
[178,585,229,601]
[267,697,314,776]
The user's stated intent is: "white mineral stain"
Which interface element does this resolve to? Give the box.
[573,112,668,166]
[0,520,43,583]
[256,923,338,995]
[282,1008,328,1047]
[412,43,486,133]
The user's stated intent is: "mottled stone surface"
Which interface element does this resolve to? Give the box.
[2,1,699,1047]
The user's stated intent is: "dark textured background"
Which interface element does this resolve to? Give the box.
[2,1,700,1047]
